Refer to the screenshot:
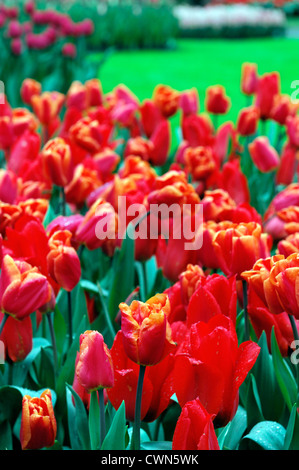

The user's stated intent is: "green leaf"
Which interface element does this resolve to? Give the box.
[0,420,13,450]
[251,331,285,422]
[89,391,101,450]
[65,386,82,450]
[101,401,127,450]
[284,404,299,450]
[53,305,67,365]
[0,386,23,425]
[245,374,264,430]
[217,406,247,450]
[141,441,173,450]
[271,329,297,412]
[65,384,90,450]
[108,222,135,320]
[239,421,286,450]
[12,337,51,387]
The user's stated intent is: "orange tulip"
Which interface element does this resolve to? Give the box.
[41,137,74,187]
[184,146,216,182]
[212,222,272,278]
[265,253,299,318]
[152,84,180,118]
[119,293,176,366]
[242,255,285,313]
[20,389,57,450]
[147,170,200,209]
[31,91,64,126]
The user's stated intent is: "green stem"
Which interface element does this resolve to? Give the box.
[212,114,218,132]
[98,388,106,448]
[61,187,66,217]
[97,282,115,344]
[132,364,146,450]
[67,291,73,348]
[242,280,250,341]
[47,312,58,375]
[0,313,8,336]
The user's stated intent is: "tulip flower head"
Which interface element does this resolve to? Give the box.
[0,254,52,320]
[20,389,57,450]
[119,293,176,366]
[75,330,114,392]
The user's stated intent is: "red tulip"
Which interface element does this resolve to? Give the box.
[205,85,231,115]
[255,72,280,120]
[107,330,175,422]
[181,113,214,148]
[248,136,280,173]
[173,314,260,427]
[75,198,118,255]
[276,142,297,186]
[179,88,199,116]
[186,273,237,326]
[0,312,32,362]
[286,115,299,148]
[21,79,41,106]
[216,159,250,205]
[241,63,259,96]
[172,398,220,450]
[75,330,114,392]
[0,254,51,320]
[270,94,296,126]
[247,286,299,357]
[47,230,81,292]
[237,106,260,136]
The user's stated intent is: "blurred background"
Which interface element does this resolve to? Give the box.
[0,0,298,121]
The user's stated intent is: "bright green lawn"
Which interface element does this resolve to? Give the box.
[93,37,299,123]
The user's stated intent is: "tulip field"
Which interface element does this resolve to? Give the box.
[2,0,299,456]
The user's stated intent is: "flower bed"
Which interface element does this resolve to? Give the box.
[1,62,299,451]
[174,4,286,37]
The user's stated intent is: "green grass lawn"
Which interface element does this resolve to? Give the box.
[93,37,299,124]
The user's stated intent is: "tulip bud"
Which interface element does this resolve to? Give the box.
[241,63,259,95]
[41,137,74,187]
[21,78,42,106]
[47,230,81,292]
[75,330,114,392]
[237,106,260,136]
[205,85,231,115]
[20,389,57,450]
[248,136,280,173]
[152,84,180,118]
